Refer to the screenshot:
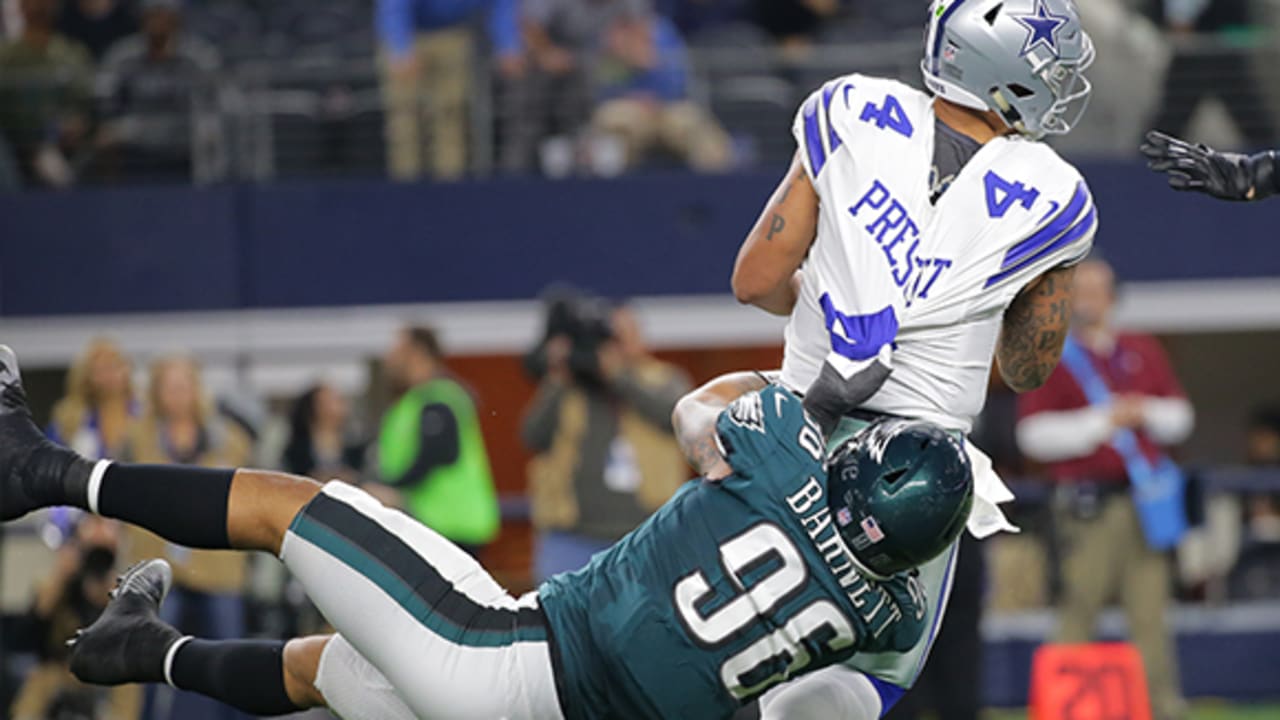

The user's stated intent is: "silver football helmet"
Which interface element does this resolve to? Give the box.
[922,0,1094,139]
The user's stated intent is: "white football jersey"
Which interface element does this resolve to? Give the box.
[780,74,1097,433]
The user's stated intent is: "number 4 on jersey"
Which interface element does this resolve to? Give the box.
[984,170,1040,218]
[860,94,914,138]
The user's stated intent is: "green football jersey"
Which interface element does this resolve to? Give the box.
[538,385,928,720]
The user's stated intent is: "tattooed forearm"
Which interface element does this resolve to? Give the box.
[732,156,817,314]
[996,265,1076,392]
[684,433,726,476]
[671,372,769,478]
[764,179,796,241]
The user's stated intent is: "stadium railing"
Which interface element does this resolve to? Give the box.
[1,36,1277,188]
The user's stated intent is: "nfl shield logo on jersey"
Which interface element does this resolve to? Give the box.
[860,515,886,544]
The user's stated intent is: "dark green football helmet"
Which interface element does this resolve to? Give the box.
[827,418,974,579]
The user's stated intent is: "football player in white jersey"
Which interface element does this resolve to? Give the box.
[678,1,1100,717]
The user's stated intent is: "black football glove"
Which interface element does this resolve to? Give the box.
[1141,130,1277,202]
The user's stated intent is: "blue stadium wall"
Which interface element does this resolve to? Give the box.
[1,161,1278,317]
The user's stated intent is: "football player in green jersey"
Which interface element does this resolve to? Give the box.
[0,345,970,719]
[676,371,982,718]
[1142,130,1278,202]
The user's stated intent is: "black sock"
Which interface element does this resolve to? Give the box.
[170,639,302,716]
[97,464,235,549]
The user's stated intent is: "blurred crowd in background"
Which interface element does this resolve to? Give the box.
[0,0,1278,188]
[0,287,710,720]
[2,275,1280,719]
[3,1,1280,719]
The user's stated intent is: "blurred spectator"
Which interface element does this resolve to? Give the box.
[1227,407,1280,599]
[94,0,220,182]
[1244,407,1280,541]
[885,535,984,720]
[654,0,747,40]
[376,326,500,554]
[282,381,367,482]
[505,0,648,175]
[2,0,17,38]
[1146,0,1276,149]
[123,354,253,720]
[275,381,368,639]
[44,337,136,543]
[522,294,690,580]
[9,516,140,720]
[0,131,20,190]
[749,0,841,56]
[851,2,932,36]
[48,337,137,461]
[887,376,1015,720]
[1056,0,1166,157]
[590,14,731,173]
[1017,257,1193,720]
[0,0,93,188]
[57,0,136,60]
[376,0,522,181]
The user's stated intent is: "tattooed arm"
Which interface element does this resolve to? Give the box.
[996,265,1077,392]
[731,153,820,316]
[672,372,770,480]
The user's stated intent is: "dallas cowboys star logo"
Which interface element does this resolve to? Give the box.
[1015,0,1069,57]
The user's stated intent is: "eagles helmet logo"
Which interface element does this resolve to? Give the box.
[726,392,766,434]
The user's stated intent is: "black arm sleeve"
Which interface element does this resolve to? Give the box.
[1261,150,1279,197]
[802,358,892,438]
[386,403,460,488]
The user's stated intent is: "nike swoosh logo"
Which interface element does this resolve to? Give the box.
[1038,200,1061,224]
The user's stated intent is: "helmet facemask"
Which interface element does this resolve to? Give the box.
[922,0,1095,140]
[997,31,1095,138]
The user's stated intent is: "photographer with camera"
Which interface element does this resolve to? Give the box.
[10,517,140,720]
[522,290,692,580]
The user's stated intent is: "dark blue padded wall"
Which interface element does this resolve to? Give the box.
[0,186,242,316]
[1,164,1276,317]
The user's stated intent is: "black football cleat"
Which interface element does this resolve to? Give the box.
[69,559,183,686]
[0,344,56,521]
[0,345,94,522]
